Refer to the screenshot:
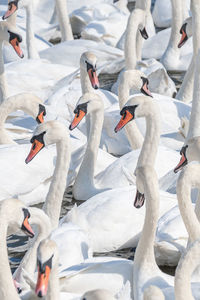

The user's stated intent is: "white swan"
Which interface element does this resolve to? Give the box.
[3,0,40,59]
[25,120,71,230]
[0,21,24,102]
[113,7,176,97]
[0,198,34,300]
[176,0,200,103]
[133,166,173,300]
[0,93,46,144]
[55,0,73,41]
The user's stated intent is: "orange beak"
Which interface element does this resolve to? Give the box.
[25,139,44,164]
[21,216,35,238]
[69,110,86,130]
[35,266,51,297]
[114,110,133,133]
[178,27,188,48]
[3,2,18,20]
[174,153,187,173]
[88,69,99,89]
[37,111,45,124]
[10,38,24,58]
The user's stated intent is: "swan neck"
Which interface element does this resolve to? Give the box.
[134,170,159,267]
[75,108,104,187]
[177,181,200,242]
[55,0,73,41]
[175,241,199,300]
[0,218,19,299]
[80,68,93,94]
[0,41,8,103]
[124,13,138,69]
[26,3,39,59]
[135,0,151,11]
[43,138,70,230]
[137,112,160,168]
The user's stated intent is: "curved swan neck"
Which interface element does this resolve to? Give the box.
[161,0,183,65]
[134,168,159,264]
[177,167,200,242]
[43,138,70,230]
[186,51,200,140]
[75,106,104,187]
[55,0,73,42]
[0,215,20,299]
[175,241,200,300]
[80,67,93,94]
[176,0,200,102]
[0,41,8,103]
[125,9,145,69]
[137,109,160,168]
[25,2,39,59]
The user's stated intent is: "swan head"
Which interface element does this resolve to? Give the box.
[0,198,34,238]
[69,93,103,130]
[119,70,152,97]
[178,17,192,48]
[80,52,99,89]
[2,0,19,20]
[25,120,69,164]
[174,137,200,173]
[81,289,116,300]
[0,22,23,58]
[35,238,58,298]
[114,95,155,133]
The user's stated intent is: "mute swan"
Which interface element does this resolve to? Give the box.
[25,120,71,230]
[115,95,160,207]
[0,21,24,101]
[178,17,192,48]
[81,289,116,300]
[0,198,34,299]
[35,238,133,298]
[113,7,176,97]
[0,93,46,144]
[133,167,173,300]
[143,286,165,300]
[176,0,200,103]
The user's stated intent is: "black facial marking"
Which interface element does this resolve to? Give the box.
[2,0,18,19]
[120,105,138,118]
[140,76,152,97]
[36,104,46,124]
[140,27,148,40]
[86,61,96,73]
[38,255,53,274]
[8,30,22,43]
[180,145,188,156]
[30,131,46,145]
[134,190,145,208]
[74,102,88,117]
[180,23,187,35]
[22,208,30,220]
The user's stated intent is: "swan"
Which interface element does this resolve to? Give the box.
[133,166,173,300]
[54,0,73,41]
[63,96,177,252]
[0,93,46,144]
[35,238,133,298]
[113,7,176,97]
[0,21,24,102]
[0,198,34,300]
[176,0,200,103]
[25,120,71,230]
[143,286,165,300]
[115,95,160,207]
[178,16,192,48]
[3,0,41,59]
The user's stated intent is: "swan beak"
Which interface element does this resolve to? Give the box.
[2,1,18,20]
[21,216,35,238]
[36,111,45,124]
[134,190,145,208]
[141,82,152,97]
[174,153,188,173]
[114,110,133,133]
[178,23,188,48]
[88,68,99,89]
[10,37,24,58]
[13,280,22,294]
[69,110,86,130]
[35,265,51,297]
[25,139,44,164]
[140,27,148,40]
